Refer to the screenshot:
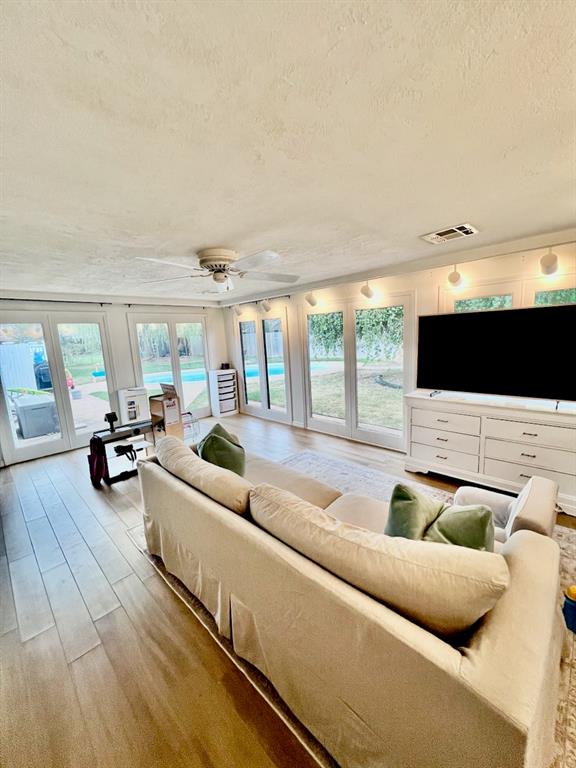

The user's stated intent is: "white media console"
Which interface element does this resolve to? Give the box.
[405,390,576,516]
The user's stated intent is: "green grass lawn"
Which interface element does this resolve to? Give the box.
[310,367,403,429]
[246,366,403,429]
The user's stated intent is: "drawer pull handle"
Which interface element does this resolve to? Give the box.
[520,452,536,458]
[435,454,448,460]
[436,419,448,423]
[435,438,448,442]
[519,473,531,479]
[522,432,538,437]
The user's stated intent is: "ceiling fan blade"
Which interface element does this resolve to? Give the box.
[140,274,207,284]
[233,250,280,271]
[136,256,202,271]
[239,270,299,283]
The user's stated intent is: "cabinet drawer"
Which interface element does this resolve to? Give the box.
[485,438,576,475]
[484,458,576,497]
[412,408,480,436]
[220,399,237,413]
[217,373,236,382]
[218,384,236,395]
[411,425,480,456]
[485,418,576,451]
[410,443,479,473]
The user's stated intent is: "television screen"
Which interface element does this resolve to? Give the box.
[416,305,576,402]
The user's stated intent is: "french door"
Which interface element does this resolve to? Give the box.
[0,311,116,464]
[130,315,211,419]
[304,295,412,451]
[237,308,292,422]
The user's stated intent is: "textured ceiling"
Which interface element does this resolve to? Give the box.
[1,0,574,303]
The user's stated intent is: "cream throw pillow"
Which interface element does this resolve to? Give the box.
[250,484,510,636]
[155,436,253,515]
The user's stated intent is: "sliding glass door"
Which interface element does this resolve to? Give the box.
[352,303,406,448]
[237,308,291,422]
[304,296,411,449]
[131,315,211,419]
[306,309,348,435]
[0,311,115,463]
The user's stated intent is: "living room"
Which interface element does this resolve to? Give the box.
[1,2,575,768]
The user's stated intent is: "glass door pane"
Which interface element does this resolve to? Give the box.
[0,322,62,446]
[307,311,345,421]
[176,322,209,413]
[262,318,286,411]
[239,321,260,404]
[57,323,111,434]
[355,305,404,432]
[136,323,174,396]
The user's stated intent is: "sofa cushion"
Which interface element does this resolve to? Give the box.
[244,454,341,509]
[325,494,390,532]
[250,484,510,636]
[155,436,253,515]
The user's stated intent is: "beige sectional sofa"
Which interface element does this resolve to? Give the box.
[139,442,564,768]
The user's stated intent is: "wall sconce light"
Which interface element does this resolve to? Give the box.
[360,282,374,299]
[447,265,462,287]
[232,305,243,316]
[260,299,271,313]
[540,248,558,275]
[305,293,317,307]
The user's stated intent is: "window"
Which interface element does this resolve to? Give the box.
[262,318,286,411]
[534,288,576,306]
[454,294,513,313]
[0,322,62,445]
[135,323,173,396]
[239,321,260,403]
[355,306,404,432]
[57,323,111,434]
[307,311,345,421]
[176,322,208,411]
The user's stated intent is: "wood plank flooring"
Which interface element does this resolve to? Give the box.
[0,414,571,766]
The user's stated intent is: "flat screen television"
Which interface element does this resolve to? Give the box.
[416,304,576,402]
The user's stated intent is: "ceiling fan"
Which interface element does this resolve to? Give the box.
[136,248,299,293]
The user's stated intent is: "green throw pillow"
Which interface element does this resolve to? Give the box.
[197,424,246,476]
[385,483,494,552]
[385,483,445,539]
[423,504,494,551]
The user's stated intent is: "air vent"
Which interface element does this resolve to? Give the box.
[421,223,479,245]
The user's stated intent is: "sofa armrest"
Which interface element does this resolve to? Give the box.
[453,486,513,528]
[505,476,558,539]
[460,530,563,768]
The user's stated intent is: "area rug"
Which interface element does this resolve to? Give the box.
[132,450,576,768]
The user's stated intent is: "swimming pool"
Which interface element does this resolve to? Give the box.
[143,361,335,385]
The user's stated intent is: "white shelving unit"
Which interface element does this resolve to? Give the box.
[208,369,239,417]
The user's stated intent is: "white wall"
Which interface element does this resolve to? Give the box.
[226,242,576,430]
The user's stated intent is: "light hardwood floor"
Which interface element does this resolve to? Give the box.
[1,414,572,767]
